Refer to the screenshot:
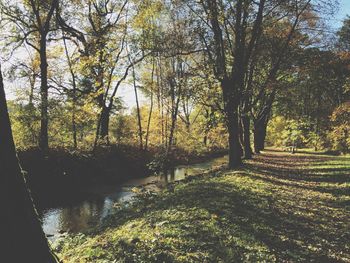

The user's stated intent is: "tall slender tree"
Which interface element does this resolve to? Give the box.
[1,0,59,153]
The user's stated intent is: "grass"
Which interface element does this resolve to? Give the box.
[54,150,350,262]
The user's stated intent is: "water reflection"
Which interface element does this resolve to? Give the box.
[42,188,134,236]
[41,155,227,238]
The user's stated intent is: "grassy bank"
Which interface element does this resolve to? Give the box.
[19,145,227,208]
[55,151,350,262]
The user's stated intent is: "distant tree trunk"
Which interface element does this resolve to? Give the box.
[203,109,210,147]
[99,106,111,144]
[157,56,166,146]
[242,115,253,159]
[182,98,191,133]
[63,35,78,149]
[72,93,78,149]
[168,107,179,152]
[203,134,208,146]
[145,92,153,150]
[161,102,165,146]
[0,66,58,263]
[39,35,49,153]
[254,117,268,153]
[167,94,180,153]
[314,116,319,151]
[93,104,109,151]
[145,61,155,151]
[29,75,35,106]
[165,108,169,149]
[253,90,274,154]
[132,66,143,150]
[28,76,37,145]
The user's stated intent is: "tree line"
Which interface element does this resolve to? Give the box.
[1,0,349,166]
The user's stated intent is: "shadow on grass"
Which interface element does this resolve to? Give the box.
[164,180,348,262]
[266,148,342,156]
[252,152,347,177]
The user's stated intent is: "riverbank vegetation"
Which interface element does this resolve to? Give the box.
[0,0,350,262]
[55,151,350,262]
[20,145,227,208]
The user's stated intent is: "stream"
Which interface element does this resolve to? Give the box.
[41,155,228,238]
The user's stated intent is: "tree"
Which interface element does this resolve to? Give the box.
[58,0,150,148]
[1,0,59,153]
[0,64,58,262]
[338,16,350,51]
[272,47,350,150]
[330,102,350,153]
[249,0,336,153]
[184,0,269,168]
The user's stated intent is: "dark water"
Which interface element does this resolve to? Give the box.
[41,155,228,238]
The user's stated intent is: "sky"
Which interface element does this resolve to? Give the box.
[336,0,350,25]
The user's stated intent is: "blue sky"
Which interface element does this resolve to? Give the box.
[334,0,350,27]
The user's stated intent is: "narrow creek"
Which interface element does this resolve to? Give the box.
[41,155,228,238]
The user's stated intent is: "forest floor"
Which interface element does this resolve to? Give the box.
[55,150,350,262]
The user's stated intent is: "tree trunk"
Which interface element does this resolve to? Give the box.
[167,98,180,154]
[63,35,77,149]
[39,35,49,153]
[242,115,253,159]
[168,112,177,152]
[0,66,58,263]
[29,75,35,106]
[145,92,153,151]
[134,79,143,150]
[222,79,242,169]
[72,93,78,149]
[99,106,110,144]
[254,118,268,153]
[238,119,244,157]
[227,110,243,168]
[203,134,208,147]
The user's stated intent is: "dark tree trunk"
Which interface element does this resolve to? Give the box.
[0,66,58,263]
[254,118,268,154]
[227,109,242,168]
[203,134,208,147]
[168,113,177,152]
[242,115,253,159]
[99,106,110,144]
[39,35,49,153]
[222,79,242,169]
[167,96,180,153]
